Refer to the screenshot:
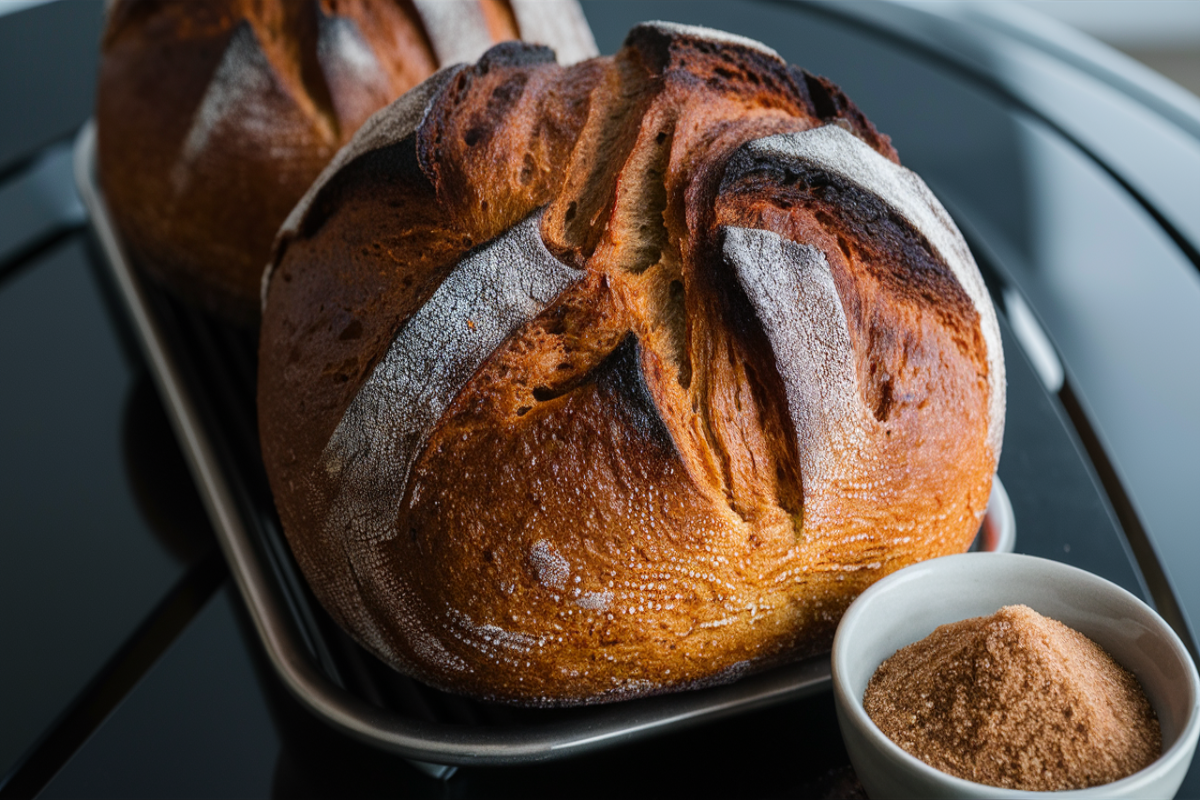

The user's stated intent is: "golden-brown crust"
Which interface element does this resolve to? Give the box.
[259,24,1002,705]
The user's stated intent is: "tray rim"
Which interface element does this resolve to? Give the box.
[71,120,1014,767]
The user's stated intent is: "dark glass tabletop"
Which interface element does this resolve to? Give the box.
[1,1,1197,797]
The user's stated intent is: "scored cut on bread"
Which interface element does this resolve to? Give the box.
[259,22,1004,706]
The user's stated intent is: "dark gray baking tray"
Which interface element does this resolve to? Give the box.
[72,121,1014,769]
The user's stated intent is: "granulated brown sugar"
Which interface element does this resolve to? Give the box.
[863,604,1161,791]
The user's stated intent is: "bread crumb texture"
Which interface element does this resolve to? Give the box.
[258,22,1004,705]
[864,605,1161,791]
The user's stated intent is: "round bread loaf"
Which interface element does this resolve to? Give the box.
[259,23,1005,706]
[96,0,596,323]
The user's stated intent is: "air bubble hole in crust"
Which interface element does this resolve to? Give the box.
[837,234,852,261]
[520,152,536,184]
[666,279,691,389]
[873,376,894,422]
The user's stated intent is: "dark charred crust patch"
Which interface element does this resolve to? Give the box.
[624,23,803,114]
[620,22,678,74]
[720,160,974,325]
[461,71,529,148]
[477,40,556,71]
[794,70,898,163]
[721,167,983,409]
[593,335,679,458]
[418,42,550,182]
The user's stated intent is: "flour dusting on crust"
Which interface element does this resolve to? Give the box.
[725,126,1005,459]
[322,210,582,541]
[315,209,581,668]
[722,227,876,527]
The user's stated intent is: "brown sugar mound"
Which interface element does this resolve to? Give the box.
[863,605,1161,791]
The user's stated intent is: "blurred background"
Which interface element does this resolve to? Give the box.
[1019,0,1200,96]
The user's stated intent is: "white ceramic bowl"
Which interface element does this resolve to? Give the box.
[832,552,1200,799]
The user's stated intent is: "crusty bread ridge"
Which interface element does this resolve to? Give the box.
[259,22,1005,706]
